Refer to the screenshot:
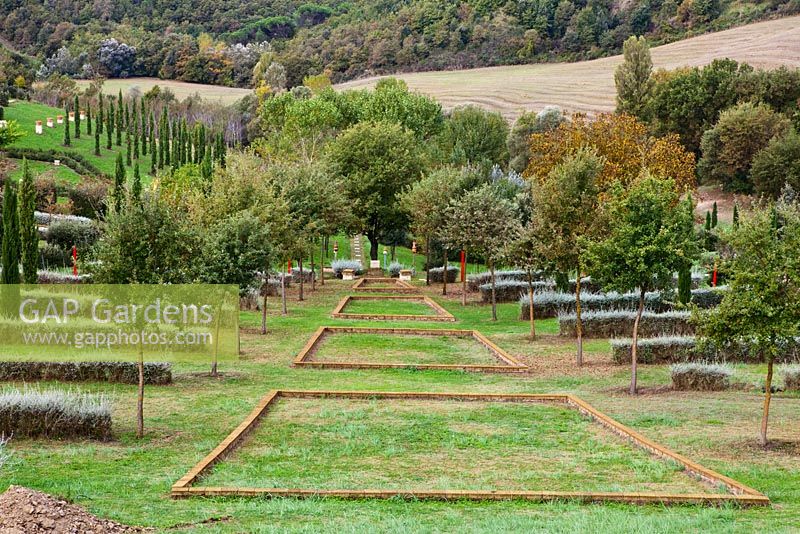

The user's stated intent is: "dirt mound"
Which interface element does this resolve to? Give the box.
[0,486,147,533]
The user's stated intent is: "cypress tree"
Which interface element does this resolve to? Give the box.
[18,159,37,284]
[63,107,70,146]
[705,211,712,231]
[125,102,130,132]
[113,153,126,213]
[73,95,80,139]
[201,151,212,184]
[131,163,142,205]
[677,265,692,305]
[171,120,179,170]
[134,129,139,160]
[98,93,104,135]
[158,113,166,169]
[150,132,157,174]
[1,180,21,285]
[217,132,226,168]
[148,111,155,156]
[126,130,132,166]
[197,124,206,163]
[732,203,740,229]
[106,103,113,150]
[86,106,92,136]
[116,102,122,146]
[140,105,147,156]
[94,128,101,156]
[711,201,718,228]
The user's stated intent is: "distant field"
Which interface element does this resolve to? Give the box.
[336,16,800,120]
[75,78,251,105]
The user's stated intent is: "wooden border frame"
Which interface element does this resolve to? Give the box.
[332,295,456,322]
[172,390,769,506]
[352,277,419,293]
[292,326,528,372]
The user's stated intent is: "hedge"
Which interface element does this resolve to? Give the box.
[611,336,800,364]
[331,260,364,278]
[0,362,172,384]
[671,363,732,391]
[290,267,314,283]
[34,211,94,226]
[558,310,694,338]
[0,387,112,440]
[428,266,459,283]
[467,270,535,291]
[784,366,800,391]
[3,147,109,178]
[36,271,92,284]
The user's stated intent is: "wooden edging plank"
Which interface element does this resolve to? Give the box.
[292,326,528,372]
[171,390,769,507]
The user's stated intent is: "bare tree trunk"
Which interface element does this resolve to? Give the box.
[442,250,448,296]
[760,357,774,446]
[575,272,583,367]
[298,257,304,301]
[490,261,498,321]
[461,250,467,306]
[527,269,536,340]
[425,235,432,286]
[310,249,316,292]
[136,346,144,438]
[630,287,646,395]
[261,280,268,335]
[320,239,325,286]
[281,266,288,315]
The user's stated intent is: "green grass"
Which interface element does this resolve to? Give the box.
[4,101,153,181]
[200,397,713,494]
[313,332,500,365]
[341,298,437,316]
[0,280,797,532]
[5,158,82,184]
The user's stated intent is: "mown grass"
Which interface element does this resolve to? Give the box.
[4,101,153,181]
[0,279,797,532]
[4,157,81,184]
[340,298,437,317]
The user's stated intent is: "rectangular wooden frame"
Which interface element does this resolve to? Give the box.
[332,295,456,322]
[352,277,419,293]
[172,390,769,506]
[292,326,528,372]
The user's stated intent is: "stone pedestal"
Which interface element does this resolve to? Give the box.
[57,115,64,124]
[35,121,43,134]
[68,112,75,122]
[79,111,86,120]
[399,270,413,281]
[342,269,355,281]
[370,260,380,269]
[46,118,54,128]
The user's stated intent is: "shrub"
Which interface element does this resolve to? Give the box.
[671,363,732,391]
[39,243,72,269]
[45,220,100,250]
[0,362,172,384]
[520,290,668,319]
[34,176,59,210]
[290,267,314,283]
[37,271,92,284]
[66,179,109,218]
[467,270,532,291]
[388,261,414,278]
[428,265,459,283]
[784,366,800,391]
[689,286,727,308]
[331,259,364,278]
[611,336,800,364]
[0,434,8,468]
[0,386,112,439]
[558,310,693,338]
[34,211,93,226]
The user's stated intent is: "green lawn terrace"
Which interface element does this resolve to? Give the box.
[3,100,153,181]
[0,279,798,531]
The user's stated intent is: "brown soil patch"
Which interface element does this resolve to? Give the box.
[0,486,150,533]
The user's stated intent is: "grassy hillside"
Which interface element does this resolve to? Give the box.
[337,15,800,120]
[3,100,152,181]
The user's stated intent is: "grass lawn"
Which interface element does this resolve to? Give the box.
[340,298,437,316]
[0,279,797,532]
[4,100,153,181]
[75,78,251,106]
[312,331,501,365]
[3,157,82,184]
[199,397,715,494]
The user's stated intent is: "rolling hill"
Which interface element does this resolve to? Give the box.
[336,16,800,121]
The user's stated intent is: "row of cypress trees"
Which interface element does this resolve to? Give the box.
[63,91,228,176]
[1,158,39,285]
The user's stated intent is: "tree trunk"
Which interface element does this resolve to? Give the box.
[490,261,498,321]
[575,272,583,367]
[630,287,646,395]
[136,347,144,438]
[368,234,379,261]
[461,251,467,306]
[298,257,304,301]
[320,239,325,286]
[261,279,268,335]
[442,251,448,296]
[211,311,221,377]
[425,235,432,286]
[281,266,288,315]
[391,245,396,261]
[527,269,536,340]
[760,357,774,446]
[310,249,316,292]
